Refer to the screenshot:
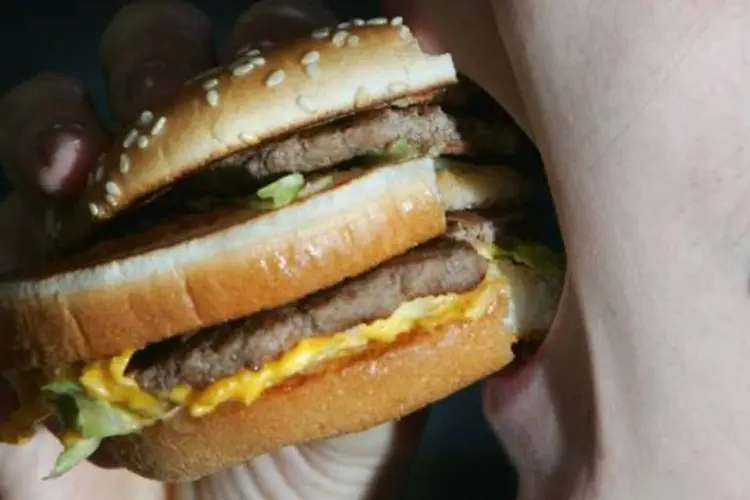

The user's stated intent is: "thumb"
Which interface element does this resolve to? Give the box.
[482,281,598,500]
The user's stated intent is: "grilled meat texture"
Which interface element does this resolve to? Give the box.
[129,238,490,391]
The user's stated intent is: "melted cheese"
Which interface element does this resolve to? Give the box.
[79,264,508,420]
[0,262,510,445]
[80,354,171,421]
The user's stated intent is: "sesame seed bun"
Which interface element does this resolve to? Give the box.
[94,302,519,482]
[55,20,455,247]
[0,159,446,370]
[0,16,563,485]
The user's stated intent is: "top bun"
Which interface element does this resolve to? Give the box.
[53,19,456,244]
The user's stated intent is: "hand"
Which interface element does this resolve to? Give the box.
[0,1,426,499]
[395,1,748,499]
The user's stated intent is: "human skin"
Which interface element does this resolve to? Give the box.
[401,1,749,498]
[0,0,747,499]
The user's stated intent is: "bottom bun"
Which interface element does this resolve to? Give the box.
[96,305,518,482]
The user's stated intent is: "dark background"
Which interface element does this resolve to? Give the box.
[0,1,518,498]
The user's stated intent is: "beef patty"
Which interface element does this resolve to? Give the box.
[210,104,517,179]
[129,238,490,392]
[95,103,517,245]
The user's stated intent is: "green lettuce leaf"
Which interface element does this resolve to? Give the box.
[44,437,102,480]
[383,136,422,159]
[75,398,141,439]
[44,381,141,439]
[361,137,423,164]
[251,173,306,209]
[43,380,82,396]
[42,380,144,478]
[43,381,85,430]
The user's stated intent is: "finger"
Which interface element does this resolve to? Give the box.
[383,0,532,138]
[0,74,106,198]
[100,0,214,125]
[223,0,337,62]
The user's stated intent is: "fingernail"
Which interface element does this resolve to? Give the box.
[126,59,185,117]
[38,123,99,196]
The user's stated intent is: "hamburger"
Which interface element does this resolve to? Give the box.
[0,18,564,482]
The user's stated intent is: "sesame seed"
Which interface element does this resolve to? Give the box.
[203,78,219,90]
[352,18,365,26]
[338,21,352,29]
[137,135,149,149]
[251,56,266,67]
[88,203,100,217]
[105,181,121,196]
[305,62,321,78]
[231,61,254,76]
[391,16,404,26]
[238,132,256,142]
[151,116,166,136]
[399,26,411,40]
[105,194,119,207]
[296,95,316,113]
[206,89,220,107]
[389,81,409,93]
[265,69,285,87]
[237,46,262,57]
[311,27,330,39]
[347,35,360,47]
[138,110,153,126]
[95,163,105,182]
[123,129,138,149]
[367,17,388,25]
[301,50,320,65]
[119,154,130,173]
[332,30,349,47]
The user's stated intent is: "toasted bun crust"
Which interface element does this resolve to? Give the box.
[435,160,529,212]
[95,303,518,482]
[0,160,445,370]
[54,20,456,244]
